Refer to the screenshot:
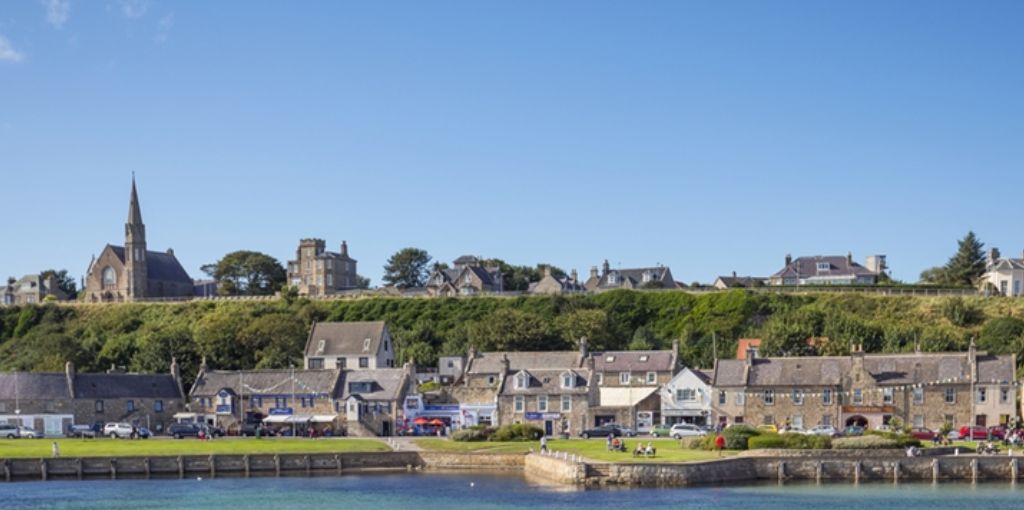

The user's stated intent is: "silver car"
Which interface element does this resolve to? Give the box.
[670,424,707,439]
[13,426,42,439]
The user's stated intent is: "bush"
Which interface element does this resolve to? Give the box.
[748,433,831,450]
[833,435,902,449]
[865,430,921,447]
[684,437,705,449]
[702,424,761,450]
[748,433,786,449]
[451,425,494,442]
[491,423,544,442]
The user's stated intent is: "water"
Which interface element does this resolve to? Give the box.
[2,474,1024,509]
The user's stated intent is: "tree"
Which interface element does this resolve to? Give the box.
[943,231,986,286]
[39,269,77,298]
[918,266,946,285]
[201,251,286,295]
[555,309,613,350]
[382,248,432,288]
[468,309,562,351]
[355,275,371,289]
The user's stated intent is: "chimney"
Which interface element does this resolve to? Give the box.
[200,356,209,374]
[589,266,599,280]
[467,344,478,361]
[785,254,792,266]
[578,337,589,360]
[404,358,417,379]
[745,348,755,366]
[968,337,977,382]
[341,240,349,257]
[500,353,510,374]
[170,357,181,382]
[586,353,595,371]
[846,251,853,266]
[732,271,737,278]
[65,361,76,396]
[602,259,610,276]
[570,269,578,282]
[7,276,15,286]
[671,339,680,367]
[987,248,1001,266]
[45,275,58,296]
[543,266,552,278]
[851,344,864,376]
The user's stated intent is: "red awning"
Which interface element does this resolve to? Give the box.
[414,417,430,425]
[429,418,445,426]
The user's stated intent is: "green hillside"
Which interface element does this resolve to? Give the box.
[2,291,1023,383]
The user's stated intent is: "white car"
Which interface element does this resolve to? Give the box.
[805,425,838,437]
[2,426,42,439]
[103,422,136,439]
[669,424,707,439]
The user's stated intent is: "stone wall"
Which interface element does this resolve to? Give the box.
[524,452,586,484]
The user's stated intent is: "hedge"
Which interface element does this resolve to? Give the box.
[702,424,761,450]
[491,423,544,441]
[833,436,903,449]
[748,433,831,450]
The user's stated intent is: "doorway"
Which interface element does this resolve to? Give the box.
[845,415,868,427]
[544,420,553,436]
[382,421,391,436]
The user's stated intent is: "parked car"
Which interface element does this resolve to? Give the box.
[103,422,138,439]
[609,424,637,437]
[757,424,778,433]
[959,425,1004,440]
[781,426,806,434]
[0,424,19,438]
[167,423,225,439]
[135,427,152,439]
[909,427,935,441]
[843,425,865,437]
[579,425,623,439]
[805,425,839,437]
[668,424,707,439]
[67,424,96,438]
[650,424,672,437]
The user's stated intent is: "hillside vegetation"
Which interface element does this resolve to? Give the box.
[2,291,1024,383]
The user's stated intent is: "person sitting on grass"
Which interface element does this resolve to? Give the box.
[644,442,655,457]
[634,443,644,457]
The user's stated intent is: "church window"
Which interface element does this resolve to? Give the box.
[102,267,117,288]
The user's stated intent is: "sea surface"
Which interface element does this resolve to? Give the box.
[3,473,1024,509]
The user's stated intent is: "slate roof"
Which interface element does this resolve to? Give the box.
[990,258,1024,271]
[715,275,767,288]
[107,245,193,284]
[595,267,673,289]
[500,369,591,395]
[770,255,877,280]
[192,369,341,398]
[305,321,387,357]
[692,369,714,385]
[0,373,71,399]
[338,369,408,401]
[713,352,1015,388]
[466,351,584,374]
[591,350,675,372]
[75,373,183,399]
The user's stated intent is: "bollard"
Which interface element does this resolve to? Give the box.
[40,459,47,481]
[955,448,959,456]
[244,455,250,478]
[1011,458,1018,483]
[335,454,342,475]
[971,458,978,484]
[274,455,281,477]
[932,458,939,483]
[816,461,823,484]
[209,455,216,479]
[777,461,785,484]
[110,459,117,480]
[76,458,82,480]
[853,461,861,484]
[177,456,184,479]
[144,458,151,480]
[893,461,900,484]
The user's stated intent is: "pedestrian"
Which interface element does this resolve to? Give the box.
[714,432,726,457]
[540,435,548,452]
[51,441,60,458]
[606,433,613,451]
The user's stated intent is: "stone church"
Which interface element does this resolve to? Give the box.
[83,178,194,302]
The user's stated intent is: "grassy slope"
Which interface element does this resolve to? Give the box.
[416,437,729,462]
[0,437,390,459]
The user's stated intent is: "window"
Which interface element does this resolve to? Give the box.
[883,388,894,404]
[596,373,604,385]
[792,415,803,429]
[677,389,696,402]
[619,372,631,384]
[101,266,117,289]
[944,414,955,426]
[153,400,163,412]
[561,395,572,412]
[336,358,347,369]
[363,338,372,352]
[718,390,727,405]
[736,392,745,406]
[816,262,830,271]
[515,373,529,389]
[913,387,924,405]
[275,397,288,409]
[792,389,804,405]
[976,387,987,403]
[252,397,262,408]
[763,415,775,425]
[639,355,649,362]
[308,358,324,369]
[514,395,524,412]
[642,271,653,283]
[326,274,333,287]
[359,357,369,368]
[538,395,548,412]
[853,389,863,404]
[608,273,618,285]
[822,389,832,405]
[763,390,775,406]
[301,397,314,408]
[913,415,924,428]
[821,415,832,427]
[944,388,956,404]
[487,375,497,386]
[1001,387,1010,403]
[605,355,615,363]
[1001,281,1009,295]
[646,372,657,384]
[562,373,574,389]
[95,400,104,413]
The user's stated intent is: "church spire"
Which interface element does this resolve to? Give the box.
[128,172,143,226]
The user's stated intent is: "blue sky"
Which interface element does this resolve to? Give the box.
[1,1,1022,285]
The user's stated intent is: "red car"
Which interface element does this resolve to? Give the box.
[959,426,1005,440]
[910,427,935,441]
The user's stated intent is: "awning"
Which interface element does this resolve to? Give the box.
[286,415,314,423]
[263,415,290,423]
[663,409,706,417]
[598,386,660,407]
[311,415,337,423]
[173,412,198,420]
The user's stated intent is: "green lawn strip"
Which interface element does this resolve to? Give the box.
[0,438,390,459]
[415,437,728,462]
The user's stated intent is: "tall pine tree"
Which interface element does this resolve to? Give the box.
[942,231,986,286]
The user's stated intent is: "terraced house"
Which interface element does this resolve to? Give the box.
[712,341,1016,432]
[588,343,679,433]
[303,321,395,370]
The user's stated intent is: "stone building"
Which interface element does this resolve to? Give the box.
[3,274,69,305]
[303,321,395,370]
[529,267,586,295]
[979,248,1024,297]
[83,177,194,302]
[588,344,679,432]
[189,365,343,434]
[286,239,359,296]
[425,256,503,296]
[768,253,887,286]
[712,341,1017,431]
[338,366,413,437]
[584,260,675,291]
[0,360,185,436]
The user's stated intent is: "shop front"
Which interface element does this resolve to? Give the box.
[525,412,564,436]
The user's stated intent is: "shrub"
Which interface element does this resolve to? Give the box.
[748,433,786,449]
[451,425,494,442]
[702,424,761,450]
[865,430,921,447]
[491,423,543,442]
[684,437,705,449]
[748,433,831,450]
[833,435,901,449]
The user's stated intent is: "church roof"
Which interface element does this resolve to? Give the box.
[109,246,192,284]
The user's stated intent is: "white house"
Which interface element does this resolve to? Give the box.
[980,248,1024,297]
[303,321,395,370]
[659,367,714,427]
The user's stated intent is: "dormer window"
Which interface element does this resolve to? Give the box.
[316,339,326,354]
[642,271,653,283]
[515,372,529,390]
[608,273,618,285]
[363,338,371,352]
[639,355,649,362]
[605,356,615,363]
[816,262,830,271]
[561,372,575,389]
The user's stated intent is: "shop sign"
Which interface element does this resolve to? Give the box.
[269,407,293,415]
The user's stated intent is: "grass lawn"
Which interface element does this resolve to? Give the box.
[0,437,390,459]
[416,437,729,463]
